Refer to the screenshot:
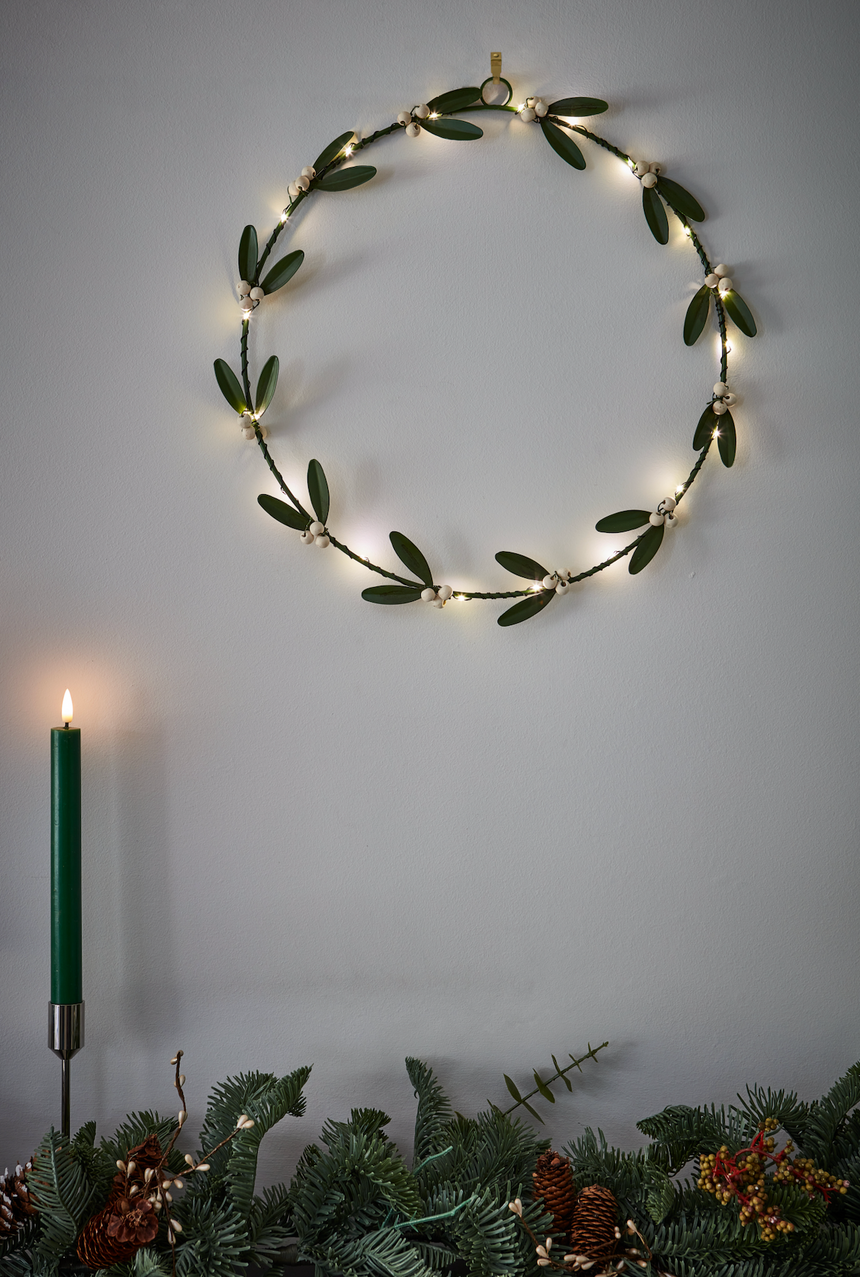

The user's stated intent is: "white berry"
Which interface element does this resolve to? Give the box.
[437,584,453,600]
[237,280,252,296]
[301,166,316,178]
[288,182,300,200]
[397,111,412,126]
[414,104,430,119]
[240,296,254,311]
[295,175,310,192]
[542,574,556,590]
[714,263,730,277]
[249,286,264,301]
[300,530,314,544]
[242,426,256,440]
[405,122,420,137]
[712,400,728,415]
[314,534,330,548]
[641,171,658,188]
[432,598,444,608]
[713,382,728,396]
[308,521,324,536]
[660,496,676,512]
[421,588,436,602]
[665,513,678,529]
[649,512,665,526]
[555,581,569,595]
[534,100,548,117]
[633,162,651,177]
[704,273,720,288]
[717,277,733,293]
[723,392,737,406]
[520,107,536,122]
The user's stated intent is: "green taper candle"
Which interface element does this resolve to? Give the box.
[51,690,82,1005]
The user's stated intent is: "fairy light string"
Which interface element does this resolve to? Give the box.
[214,69,757,627]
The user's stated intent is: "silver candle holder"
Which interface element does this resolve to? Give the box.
[49,1002,84,1137]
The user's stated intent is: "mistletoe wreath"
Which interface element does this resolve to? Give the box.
[213,68,757,627]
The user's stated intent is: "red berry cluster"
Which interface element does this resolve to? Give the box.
[697,1119,849,1242]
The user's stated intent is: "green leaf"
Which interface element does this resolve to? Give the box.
[261,249,304,294]
[498,590,555,627]
[552,1054,574,1090]
[629,522,664,574]
[390,531,433,586]
[255,355,279,415]
[238,224,258,283]
[722,289,757,337]
[595,509,651,533]
[548,97,609,116]
[503,1075,523,1104]
[522,1100,545,1123]
[533,1072,556,1103]
[656,176,706,222]
[313,130,355,172]
[307,458,330,524]
[495,550,549,580]
[426,87,482,113]
[214,358,247,414]
[540,119,586,169]
[314,165,377,191]
[684,285,712,346]
[362,584,424,604]
[642,185,669,244]
[717,410,737,467]
[420,118,483,141]
[257,493,307,530]
[693,405,717,451]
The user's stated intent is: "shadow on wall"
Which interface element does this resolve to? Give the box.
[113,720,181,1041]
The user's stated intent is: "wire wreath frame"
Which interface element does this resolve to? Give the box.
[214,72,757,627]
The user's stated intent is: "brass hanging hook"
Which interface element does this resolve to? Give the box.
[490,52,502,84]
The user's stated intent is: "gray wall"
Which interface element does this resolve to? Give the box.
[2,0,858,1184]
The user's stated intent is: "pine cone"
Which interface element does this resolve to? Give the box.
[532,1150,576,1234]
[0,1159,38,1237]
[76,1134,164,1269]
[568,1184,619,1264]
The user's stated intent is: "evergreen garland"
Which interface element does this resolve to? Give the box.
[2,1049,858,1277]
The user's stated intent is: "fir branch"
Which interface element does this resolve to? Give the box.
[224,1066,311,1222]
[247,1183,295,1268]
[29,1129,99,1262]
[405,1059,454,1167]
[802,1063,860,1167]
[171,1198,247,1277]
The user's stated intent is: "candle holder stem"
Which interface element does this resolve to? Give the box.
[49,1002,84,1138]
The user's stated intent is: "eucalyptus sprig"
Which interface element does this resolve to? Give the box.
[215,73,758,626]
[499,1041,610,1124]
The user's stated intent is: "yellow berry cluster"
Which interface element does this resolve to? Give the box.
[697,1121,849,1243]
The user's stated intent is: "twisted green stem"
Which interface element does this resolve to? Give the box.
[255,430,308,518]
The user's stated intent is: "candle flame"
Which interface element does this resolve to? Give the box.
[61,689,74,724]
